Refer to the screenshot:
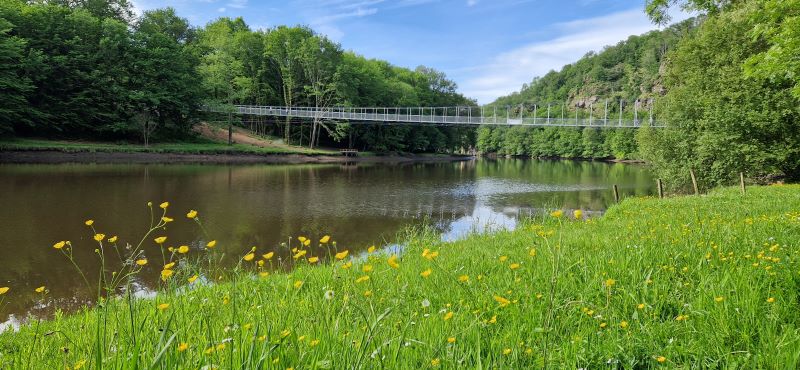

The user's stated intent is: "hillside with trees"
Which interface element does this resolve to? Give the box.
[0,0,475,153]
[478,18,698,159]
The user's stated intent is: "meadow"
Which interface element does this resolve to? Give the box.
[0,185,799,368]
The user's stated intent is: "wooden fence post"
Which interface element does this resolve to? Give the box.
[740,172,746,195]
[657,179,664,199]
[612,185,620,203]
[690,169,699,195]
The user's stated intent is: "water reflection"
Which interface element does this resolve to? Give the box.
[0,158,653,324]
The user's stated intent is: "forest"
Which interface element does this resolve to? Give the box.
[0,0,475,153]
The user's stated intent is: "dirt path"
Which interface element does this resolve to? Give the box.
[194,123,335,153]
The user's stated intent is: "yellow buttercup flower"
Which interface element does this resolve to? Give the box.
[293,250,307,259]
[494,295,511,307]
[188,275,198,283]
[263,252,274,260]
[714,296,724,303]
[363,290,372,297]
[362,264,374,273]
[320,235,331,244]
[244,253,255,262]
[550,210,563,218]
[458,275,469,282]
[206,240,217,248]
[303,239,311,247]
[498,255,508,263]
[154,236,167,244]
[367,246,376,253]
[136,259,148,266]
[656,356,666,363]
[637,303,646,309]
[174,245,188,254]
[767,297,776,303]
[186,210,198,219]
[503,348,512,355]
[341,261,353,269]
[356,275,370,283]
[443,311,453,321]
[158,303,169,311]
[159,201,169,209]
[298,236,307,243]
[335,250,349,260]
[447,337,456,344]
[0,287,9,295]
[573,209,583,219]
[620,321,629,329]
[420,269,432,278]
[164,262,176,269]
[604,278,616,287]
[280,329,291,338]
[529,248,537,257]
[53,241,66,249]
[509,263,520,270]
[161,216,174,223]
[84,219,94,226]
[161,269,174,280]
[177,343,189,352]
[431,358,440,366]
[35,286,45,293]
[93,233,105,242]
[108,236,118,243]
[293,280,303,289]
[387,254,400,269]
[308,257,319,263]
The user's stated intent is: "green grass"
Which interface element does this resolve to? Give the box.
[1,185,799,368]
[0,138,336,155]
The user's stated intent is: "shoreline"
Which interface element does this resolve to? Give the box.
[0,149,474,165]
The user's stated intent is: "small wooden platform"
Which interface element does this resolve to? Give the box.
[339,149,359,157]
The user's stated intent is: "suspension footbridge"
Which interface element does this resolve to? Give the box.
[207,101,664,128]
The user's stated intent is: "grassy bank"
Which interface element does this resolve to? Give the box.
[1,186,799,368]
[0,138,336,156]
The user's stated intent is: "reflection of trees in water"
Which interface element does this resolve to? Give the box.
[0,159,652,321]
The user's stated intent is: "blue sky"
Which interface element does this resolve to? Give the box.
[130,0,691,104]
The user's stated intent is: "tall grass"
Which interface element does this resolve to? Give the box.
[0,185,799,368]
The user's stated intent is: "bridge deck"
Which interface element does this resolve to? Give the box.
[210,106,664,128]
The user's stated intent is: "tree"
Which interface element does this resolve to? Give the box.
[0,17,32,135]
[298,34,342,149]
[745,0,800,99]
[264,26,312,144]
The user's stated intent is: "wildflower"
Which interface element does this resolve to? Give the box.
[0,287,9,295]
[488,315,497,324]
[206,240,217,248]
[293,280,304,289]
[204,347,214,355]
[620,321,629,329]
[387,254,400,269]
[637,303,646,309]
[293,250,307,259]
[714,296,724,303]
[136,259,148,266]
[494,295,511,307]
[503,348,512,355]
[362,264,374,273]
[420,269,432,278]
[259,272,269,278]
[458,275,469,282]
[281,329,291,338]
[447,337,456,344]
[604,278,616,287]
[53,241,66,249]
[356,276,370,283]
[335,250,349,260]
[431,358,440,366]
[216,343,225,351]
[341,261,353,269]
[529,248,537,257]
[573,209,583,219]
[164,262,176,269]
[656,356,666,363]
[767,297,776,303]
[324,290,335,300]
[93,233,105,242]
[186,210,198,219]
[158,303,169,311]
[35,286,45,293]
[73,360,87,370]
[154,236,167,244]
[161,217,173,223]
[364,290,372,297]
[178,343,189,352]
[298,236,307,243]
[108,236,118,243]
[178,245,189,254]
[550,210,563,218]
[161,269,174,280]
[367,246,376,253]
[424,250,439,260]
[600,322,607,328]
[244,253,255,262]
[85,220,94,226]
[159,201,169,209]
[675,314,688,321]
[263,252,274,260]
[320,235,331,244]
[509,263,520,270]
[443,312,453,321]
[499,255,508,262]
[303,239,311,247]
[308,256,319,263]
[310,339,320,347]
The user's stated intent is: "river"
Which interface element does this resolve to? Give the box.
[0,158,653,328]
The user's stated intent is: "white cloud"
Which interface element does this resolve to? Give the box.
[217,7,226,12]
[228,0,247,9]
[459,8,694,104]
[467,0,478,6]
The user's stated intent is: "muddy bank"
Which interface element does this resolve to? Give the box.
[0,150,474,165]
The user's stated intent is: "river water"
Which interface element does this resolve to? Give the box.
[0,158,653,328]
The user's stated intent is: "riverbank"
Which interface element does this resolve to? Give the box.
[0,139,473,164]
[1,185,798,368]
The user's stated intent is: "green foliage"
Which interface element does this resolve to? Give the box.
[638,0,800,189]
[0,17,31,135]
[745,0,800,99]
